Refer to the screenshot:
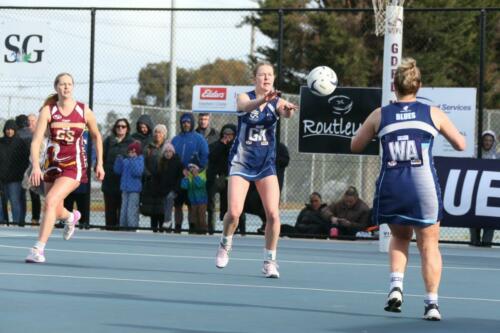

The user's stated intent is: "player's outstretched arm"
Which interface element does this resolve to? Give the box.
[431,106,465,151]
[237,90,280,113]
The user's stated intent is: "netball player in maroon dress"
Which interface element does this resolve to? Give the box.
[26,73,104,263]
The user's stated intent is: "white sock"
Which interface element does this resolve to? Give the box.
[425,293,438,305]
[34,241,46,250]
[221,235,233,249]
[66,212,74,224]
[390,272,404,291]
[264,249,276,261]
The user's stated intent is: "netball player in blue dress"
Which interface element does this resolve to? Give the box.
[351,58,465,320]
[215,62,297,278]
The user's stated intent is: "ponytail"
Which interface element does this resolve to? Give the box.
[43,93,58,107]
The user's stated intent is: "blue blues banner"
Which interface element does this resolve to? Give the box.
[435,157,500,229]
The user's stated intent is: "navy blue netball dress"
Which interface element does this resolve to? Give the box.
[373,101,443,227]
[228,90,279,181]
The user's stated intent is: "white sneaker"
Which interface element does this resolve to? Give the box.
[63,210,80,240]
[423,304,441,321]
[215,243,230,268]
[25,247,46,263]
[262,260,280,278]
[384,287,403,313]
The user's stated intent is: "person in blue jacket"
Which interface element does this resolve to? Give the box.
[171,112,209,233]
[113,141,144,230]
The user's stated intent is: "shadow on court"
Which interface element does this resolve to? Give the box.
[337,317,500,333]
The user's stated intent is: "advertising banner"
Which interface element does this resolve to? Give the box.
[298,86,381,155]
[192,85,253,113]
[417,88,476,158]
[0,18,50,78]
[435,156,500,229]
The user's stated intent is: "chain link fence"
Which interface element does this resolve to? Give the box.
[0,6,498,243]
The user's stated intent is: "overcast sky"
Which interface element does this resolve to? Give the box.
[0,0,267,118]
[1,0,259,8]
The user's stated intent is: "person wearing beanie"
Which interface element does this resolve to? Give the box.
[0,119,29,226]
[181,155,208,234]
[157,142,183,232]
[142,124,169,232]
[171,112,209,233]
[113,140,144,230]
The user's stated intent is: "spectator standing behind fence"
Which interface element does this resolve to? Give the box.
[102,119,134,230]
[470,130,497,247]
[215,62,297,278]
[141,124,168,232]
[181,157,208,234]
[26,72,104,263]
[16,114,33,226]
[206,123,237,235]
[131,114,154,149]
[114,141,144,230]
[195,113,219,145]
[320,186,371,239]
[295,192,330,237]
[25,113,41,225]
[158,142,183,232]
[172,112,209,233]
[351,58,466,320]
[0,119,30,226]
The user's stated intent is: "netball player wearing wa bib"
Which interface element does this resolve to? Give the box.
[26,73,104,264]
[351,58,465,321]
[215,62,297,278]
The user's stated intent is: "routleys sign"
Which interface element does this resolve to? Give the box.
[192,85,253,113]
[0,18,50,78]
[299,86,381,155]
[435,157,500,229]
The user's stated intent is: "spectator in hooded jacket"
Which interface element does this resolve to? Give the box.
[171,112,209,233]
[131,114,154,149]
[114,141,144,230]
[24,113,41,225]
[206,123,237,235]
[0,119,30,226]
[470,130,497,247]
[102,118,134,230]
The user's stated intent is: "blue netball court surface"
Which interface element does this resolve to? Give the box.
[1,227,499,333]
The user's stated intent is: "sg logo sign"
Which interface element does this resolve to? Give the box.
[4,34,44,63]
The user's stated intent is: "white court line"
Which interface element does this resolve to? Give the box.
[1,244,500,272]
[0,271,499,303]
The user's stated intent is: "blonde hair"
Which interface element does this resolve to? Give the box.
[42,72,74,107]
[394,57,421,96]
[253,62,274,77]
